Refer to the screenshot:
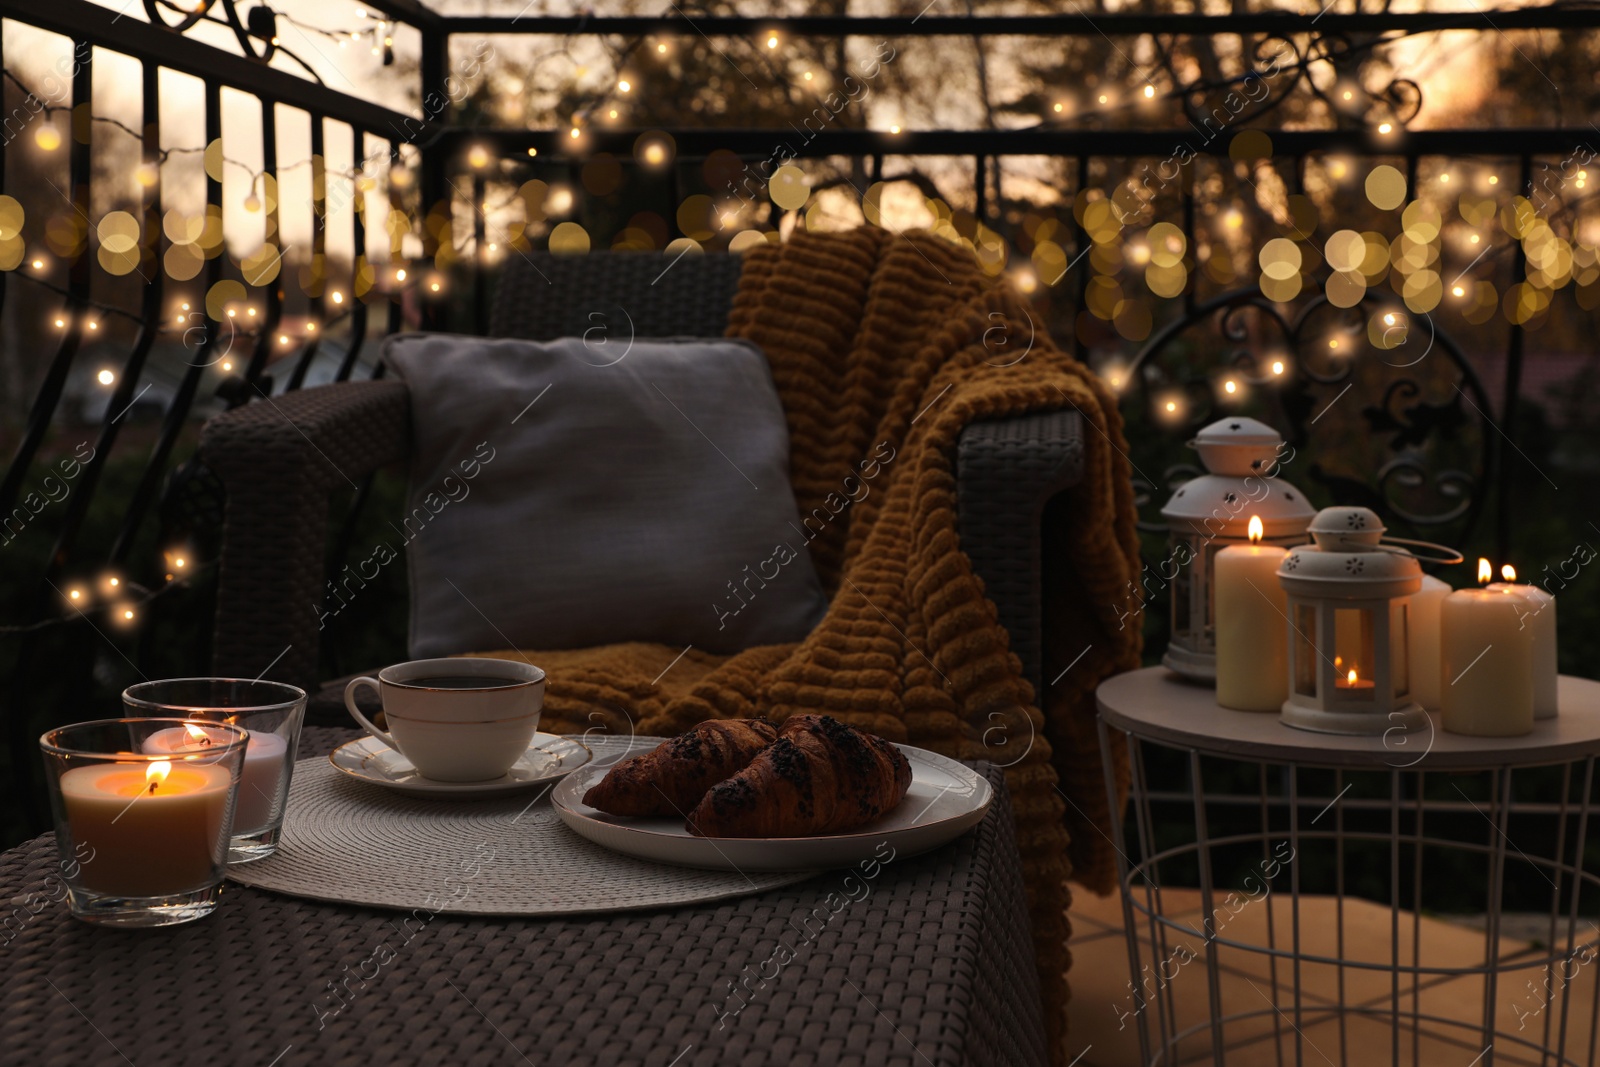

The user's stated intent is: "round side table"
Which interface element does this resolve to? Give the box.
[1096,667,1600,1067]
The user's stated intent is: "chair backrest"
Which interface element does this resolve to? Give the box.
[488,251,745,341]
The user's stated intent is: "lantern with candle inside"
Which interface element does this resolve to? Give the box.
[1486,563,1559,720]
[1161,417,1314,681]
[38,718,249,927]
[1276,506,1462,735]
[124,678,306,863]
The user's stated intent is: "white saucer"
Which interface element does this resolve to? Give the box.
[329,732,592,798]
[552,743,992,871]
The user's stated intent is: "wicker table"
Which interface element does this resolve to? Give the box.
[1098,667,1600,1067]
[0,727,1047,1067]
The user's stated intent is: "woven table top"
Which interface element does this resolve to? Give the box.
[0,726,1048,1067]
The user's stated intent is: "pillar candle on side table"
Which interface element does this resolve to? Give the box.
[1406,575,1452,710]
[1487,563,1558,719]
[1440,559,1534,737]
[1214,516,1289,711]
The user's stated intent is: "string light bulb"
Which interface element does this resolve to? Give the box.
[221,360,233,371]
[31,259,43,270]
[279,334,290,345]
[618,79,631,93]
[1143,85,1155,99]
[67,587,83,603]
[244,193,261,212]
[1378,122,1393,134]
[97,369,114,386]
[766,34,779,49]
[35,123,61,151]
[1271,359,1285,375]
[331,291,344,305]
[467,145,490,169]
[395,268,407,281]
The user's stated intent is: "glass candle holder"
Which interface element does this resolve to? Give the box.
[123,678,307,863]
[39,718,249,927]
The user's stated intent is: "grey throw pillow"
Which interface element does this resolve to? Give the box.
[383,334,830,658]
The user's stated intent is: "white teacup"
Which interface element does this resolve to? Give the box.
[343,658,546,782]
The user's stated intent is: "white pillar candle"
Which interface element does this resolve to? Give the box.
[1214,517,1289,712]
[1440,587,1534,736]
[146,725,289,833]
[1488,566,1558,719]
[61,761,234,896]
[1406,575,1452,710]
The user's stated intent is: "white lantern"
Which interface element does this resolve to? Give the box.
[1161,417,1314,681]
[1277,506,1459,735]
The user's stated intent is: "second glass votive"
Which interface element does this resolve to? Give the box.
[124,678,307,863]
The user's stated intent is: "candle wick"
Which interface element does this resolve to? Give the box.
[148,782,157,794]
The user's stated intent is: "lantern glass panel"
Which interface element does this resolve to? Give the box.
[1390,601,1409,696]
[1200,539,1226,643]
[1171,535,1194,640]
[1334,608,1375,678]
[1294,603,1318,698]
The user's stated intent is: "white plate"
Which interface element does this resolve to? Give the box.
[329,733,591,798]
[551,743,992,871]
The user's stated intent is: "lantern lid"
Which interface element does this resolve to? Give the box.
[1190,417,1285,477]
[1160,475,1315,536]
[1277,506,1422,598]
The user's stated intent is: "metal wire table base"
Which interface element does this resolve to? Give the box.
[1097,668,1600,1067]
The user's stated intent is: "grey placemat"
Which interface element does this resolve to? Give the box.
[227,737,817,915]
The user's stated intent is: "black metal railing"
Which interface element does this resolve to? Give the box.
[2,0,1598,836]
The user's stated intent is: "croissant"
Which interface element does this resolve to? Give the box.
[582,718,777,817]
[685,714,912,838]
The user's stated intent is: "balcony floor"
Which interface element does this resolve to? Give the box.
[1066,885,1598,1066]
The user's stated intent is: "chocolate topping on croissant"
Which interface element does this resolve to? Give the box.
[685,714,912,837]
[582,717,777,817]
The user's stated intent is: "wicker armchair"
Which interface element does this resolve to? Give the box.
[199,252,1083,711]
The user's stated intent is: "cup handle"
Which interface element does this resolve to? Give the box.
[343,677,395,747]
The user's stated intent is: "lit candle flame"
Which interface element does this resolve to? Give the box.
[1247,515,1264,544]
[1347,667,1359,686]
[184,723,212,745]
[1477,557,1492,585]
[146,760,172,792]
[1501,564,1517,582]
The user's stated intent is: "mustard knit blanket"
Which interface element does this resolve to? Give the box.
[479,227,1143,1059]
